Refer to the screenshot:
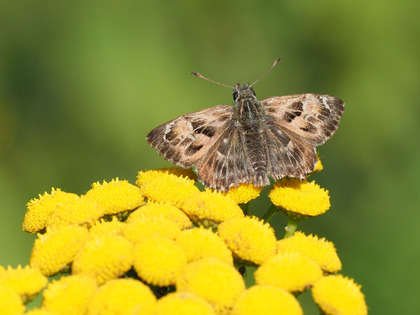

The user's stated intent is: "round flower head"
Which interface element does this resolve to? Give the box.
[312,275,367,315]
[0,265,48,301]
[176,227,233,264]
[217,216,277,265]
[84,178,144,215]
[88,217,125,239]
[269,178,330,217]
[26,308,57,315]
[155,292,215,315]
[46,196,106,229]
[156,166,198,181]
[127,202,192,229]
[312,153,324,173]
[255,252,323,292]
[42,275,97,315]
[136,169,199,207]
[277,231,341,273]
[181,190,244,227]
[123,216,181,243]
[30,225,89,276]
[23,188,79,233]
[208,183,263,204]
[87,278,156,315]
[232,285,302,315]
[0,285,25,314]
[176,258,245,314]
[72,235,133,284]
[133,236,187,286]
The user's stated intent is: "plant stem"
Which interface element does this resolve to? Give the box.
[284,216,300,238]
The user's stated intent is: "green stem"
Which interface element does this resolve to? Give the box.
[284,216,300,238]
[262,204,278,223]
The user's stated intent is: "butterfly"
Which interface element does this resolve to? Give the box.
[147,58,344,191]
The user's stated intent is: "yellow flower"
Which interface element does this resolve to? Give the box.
[312,275,367,315]
[133,236,187,286]
[255,252,323,292]
[155,292,216,315]
[157,166,198,181]
[46,196,106,229]
[127,202,192,229]
[25,308,57,315]
[181,191,244,227]
[312,153,324,173]
[87,278,156,315]
[217,216,277,265]
[176,227,233,265]
[136,169,200,207]
[208,183,263,204]
[72,235,133,285]
[42,275,97,315]
[277,231,341,273]
[268,178,330,217]
[88,217,125,239]
[0,265,47,301]
[231,285,303,315]
[84,178,144,215]
[23,188,79,233]
[123,216,181,243]
[176,258,245,314]
[0,285,25,314]
[30,225,89,276]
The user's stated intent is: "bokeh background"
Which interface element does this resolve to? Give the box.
[1,0,419,313]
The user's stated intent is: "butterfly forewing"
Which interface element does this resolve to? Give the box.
[262,94,344,146]
[146,105,233,168]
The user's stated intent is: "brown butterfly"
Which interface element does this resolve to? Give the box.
[147,58,344,191]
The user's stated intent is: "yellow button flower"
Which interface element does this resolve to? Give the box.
[123,216,181,243]
[25,308,56,315]
[155,292,216,315]
[312,153,324,173]
[277,231,342,273]
[133,236,187,286]
[232,285,303,315]
[87,278,156,315]
[72,235,133,285]
[208,183,263,204]
[23,188,79,233]
[127,202,192,229]
[42,275,97,315]
[88,217,125,239]
[30,225,89,276]
[312,275,367,315]
[255,252,323,292]
[181,191,244,227]
[136,169,200,207]
[268,178,330,217]
[0,285,25,314]
[0,265,47,301]
[46,196,106,229]
[176,258,245,314]
[84,178,144,215]
[176,227,233,265]
[217,216,277,265]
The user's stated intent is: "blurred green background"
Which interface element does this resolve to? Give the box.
[1,0,419,313]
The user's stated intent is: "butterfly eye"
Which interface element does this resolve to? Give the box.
[233,91,239,100]
[251,88,256,97]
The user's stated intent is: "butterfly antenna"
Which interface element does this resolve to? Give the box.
[191,72,235,89]
[249,57,283,87]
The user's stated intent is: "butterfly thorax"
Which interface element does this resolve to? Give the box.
[233,83,266,130]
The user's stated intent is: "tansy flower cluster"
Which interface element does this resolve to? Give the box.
[0,164,367,314]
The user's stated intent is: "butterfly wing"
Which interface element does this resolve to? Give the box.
[146,105,234,168]
[262,94,345,146]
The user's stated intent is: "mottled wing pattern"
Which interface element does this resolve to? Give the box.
[146,105,233,168]
[195,124,255,190]
[263,117,318,181]
[263,94,345,146]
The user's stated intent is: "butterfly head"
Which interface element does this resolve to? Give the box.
[233,83,257,101]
